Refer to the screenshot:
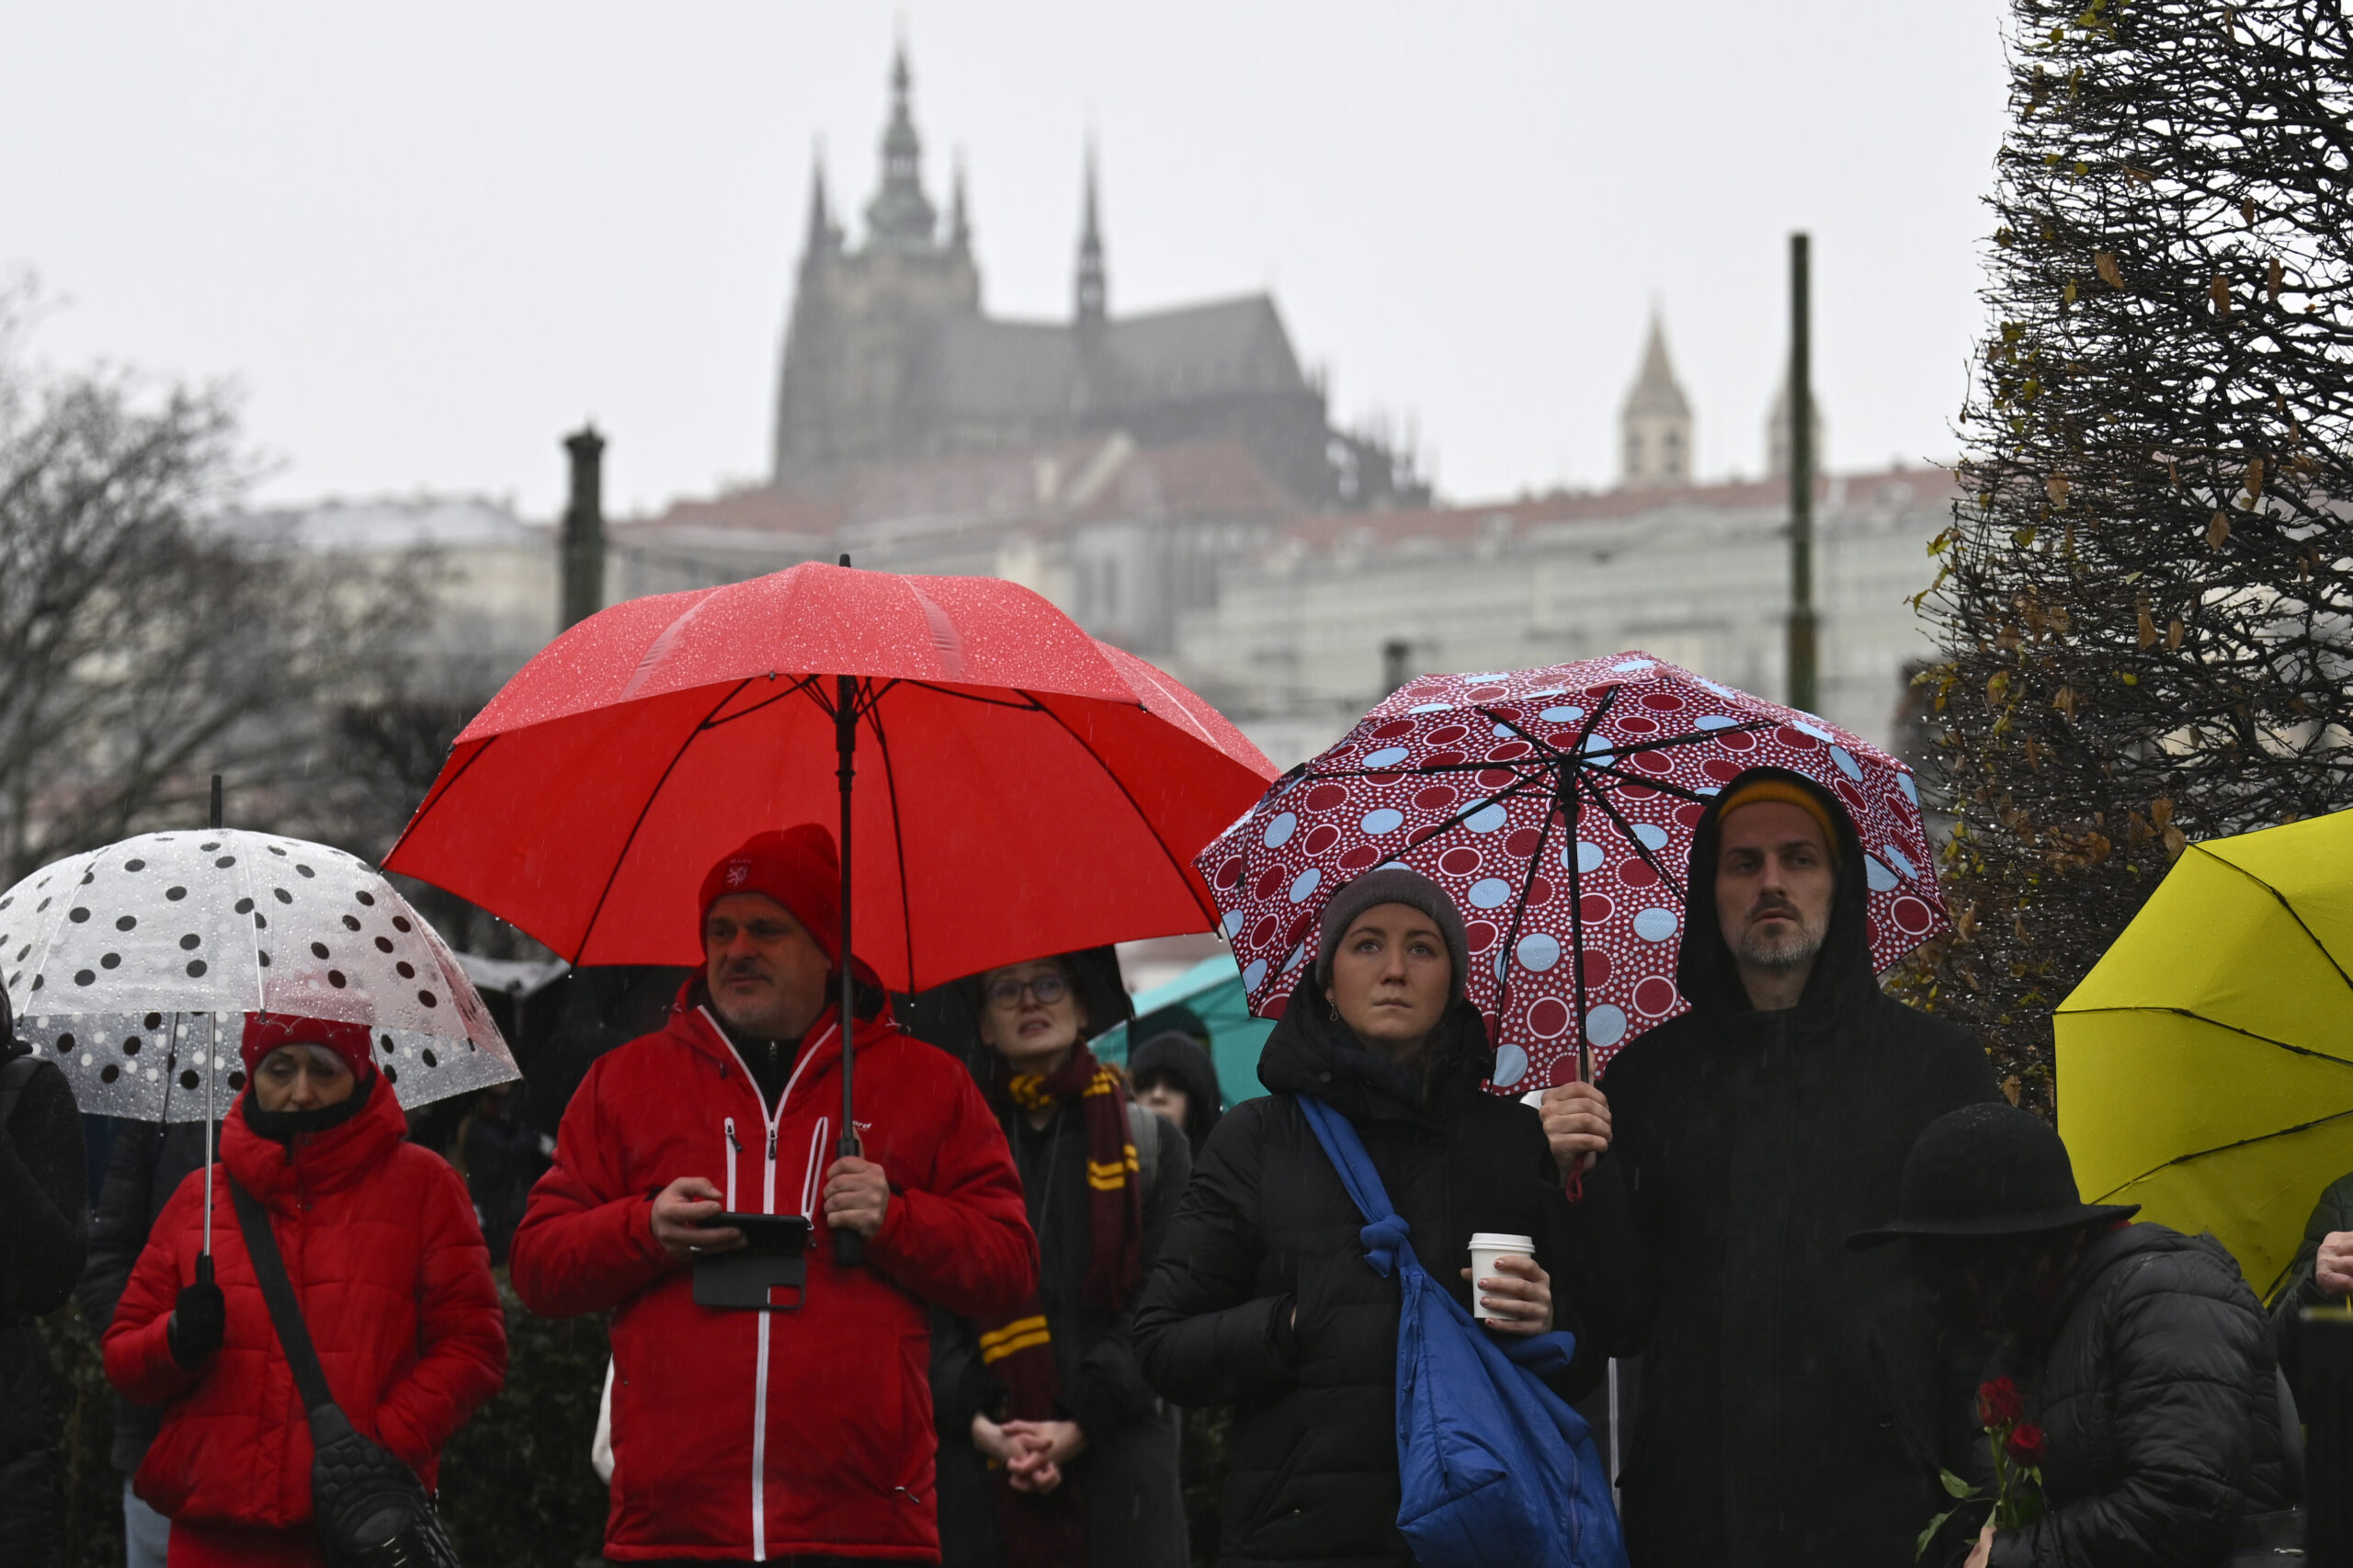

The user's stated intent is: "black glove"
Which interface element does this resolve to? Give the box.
[167,1279,226,1369]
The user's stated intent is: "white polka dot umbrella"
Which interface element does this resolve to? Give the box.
[1197,652,1949,1094]
[0,828,516,1120]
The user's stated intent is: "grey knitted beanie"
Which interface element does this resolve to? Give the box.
[1312,867,1471,1005]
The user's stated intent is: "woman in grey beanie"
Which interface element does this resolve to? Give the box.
[1132,868,1613,1566]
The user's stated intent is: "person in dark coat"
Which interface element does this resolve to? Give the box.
[1856,1103,2290,1567]
[2268,1167,2353,1400]
[1128,1029,1223,1158]
[1556,767,2001,1568]
[0,988,91,1568]
[77,1116,218,1567]
[1132,869,1597,1568]
[933,951,1191,1568]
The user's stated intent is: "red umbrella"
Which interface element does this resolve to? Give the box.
[1197,653,1947,1094]
[386,559,1274,1259]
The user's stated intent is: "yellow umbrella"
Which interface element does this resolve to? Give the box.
[2055,807,2353,1300]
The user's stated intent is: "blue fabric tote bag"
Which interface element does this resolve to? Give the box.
[1298,1094,1627,1568]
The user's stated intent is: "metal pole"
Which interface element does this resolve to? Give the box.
[200,773,222,1276]
[833,553,864,1268]
[561,426,608,631]
[1788,232,1818,714]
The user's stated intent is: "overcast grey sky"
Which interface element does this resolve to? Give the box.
[1,3,2010,517]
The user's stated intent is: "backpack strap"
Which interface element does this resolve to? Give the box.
[229,1178,339,1418]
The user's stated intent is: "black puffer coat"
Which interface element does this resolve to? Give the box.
[1987,1223,2289,1567]
[2268,1167,2353,1399]
[1571,767,1999,1568]
[1131,977,1588,1568]
[0,1027,91,1568]
[74,1118,216,1471]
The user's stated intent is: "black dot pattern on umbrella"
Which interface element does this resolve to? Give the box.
[384,1065,399,1085]
[341,915,361,932]
[234,898,253,915]
[355,891,375,907]
[328,970,347,988]
[296,865,314,879]
[421,1049,438,1067]
[396,960,415,979]
[228,1071,246,1090]
[274,888,292,903]
[186,960,206,978]
[311,942,330,960]
[417,991,438,1008]
[74,970,94,986]
[99,953,119,970]
[392,916,413,934]
[257,951,271,967]
[115,915,136,931]
[121,1036,141,1056]
[178,933,200,950]
[267,845,286,857]
[30,974,44,990]
[374,937,392,953]
[57,1032,74,1051]
[165,886,187,902]
[179,1070,199,1090]
[199,842,219,852]
[69,907,89,923]
[143,1012,161,1029]
[380,1035,395,1053]
[100,1064,119,1084]
[125,859,144,872]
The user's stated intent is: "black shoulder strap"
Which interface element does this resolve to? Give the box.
[229,1178,338,1417]
[0,1051,46,1133]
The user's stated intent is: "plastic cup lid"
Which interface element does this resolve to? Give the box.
[1467,1233,1535,1251]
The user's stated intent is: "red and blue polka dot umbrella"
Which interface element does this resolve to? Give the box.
[1195,653,1949,1093]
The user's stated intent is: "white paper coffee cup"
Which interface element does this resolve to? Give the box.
[1467,1232,1536,1321]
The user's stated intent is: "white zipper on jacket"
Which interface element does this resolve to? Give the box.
[723,1119,741,1210]
[695,1006,839,1564]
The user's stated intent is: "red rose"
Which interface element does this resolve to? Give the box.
[2006,1422,2047,1467]
[1978,1376,2024,1427]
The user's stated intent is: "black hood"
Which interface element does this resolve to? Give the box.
[1256,967,1494,1124]
[1128,1029,1225,1152]
[1675,766,1877,1018]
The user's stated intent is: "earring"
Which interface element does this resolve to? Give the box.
[1326,999,1341,1024]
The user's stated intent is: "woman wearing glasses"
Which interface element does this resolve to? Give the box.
[931,953,1192,1568]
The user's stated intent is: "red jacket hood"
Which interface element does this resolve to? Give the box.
[222,1072,408,1210]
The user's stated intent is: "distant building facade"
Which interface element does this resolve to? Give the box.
[1166,466,1953,767]
[768,46,1421,509]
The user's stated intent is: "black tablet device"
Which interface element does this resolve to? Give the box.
[707,1212,812,1255]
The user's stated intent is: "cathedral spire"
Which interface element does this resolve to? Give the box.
[949,148,972,254]
[865,38,939,251]
[802,143,833,258]
[1074,140,1106,328]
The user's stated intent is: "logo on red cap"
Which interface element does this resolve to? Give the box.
[725,860,751,889]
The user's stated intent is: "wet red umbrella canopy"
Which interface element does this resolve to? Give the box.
[387,560,1274,1262]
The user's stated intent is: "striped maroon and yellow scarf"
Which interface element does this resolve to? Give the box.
[980,1044,1145,1564]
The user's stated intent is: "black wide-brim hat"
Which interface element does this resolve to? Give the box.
[1848,1101,2139,1249]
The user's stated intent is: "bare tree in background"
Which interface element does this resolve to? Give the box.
[1900,0,2353,1114]
[0,286,432,880]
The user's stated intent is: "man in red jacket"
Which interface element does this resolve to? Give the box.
[510,825,1038,1565]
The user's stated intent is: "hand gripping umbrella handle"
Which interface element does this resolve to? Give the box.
[833,1122,865,1269]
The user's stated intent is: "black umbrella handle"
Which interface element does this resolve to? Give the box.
[834,1123,865,1268]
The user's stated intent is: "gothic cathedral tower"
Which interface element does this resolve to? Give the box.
[770,43,981,489]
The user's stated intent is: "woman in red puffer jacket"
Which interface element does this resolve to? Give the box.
[104,1014,506,1568]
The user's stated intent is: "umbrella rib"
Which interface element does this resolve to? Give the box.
[700,673,825,730]
[2202,852,2353,1001]
[1030,694,1220,926]
[1578,774,1688,901]
[898,680,1052,712]
[862,687,919,986]
[2093,1101,2353,1203]
[2057,1005,2353,1066]
[569,679,755,964]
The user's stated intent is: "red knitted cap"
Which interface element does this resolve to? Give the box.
[240,1012,378,1082]
[698,824,842,965]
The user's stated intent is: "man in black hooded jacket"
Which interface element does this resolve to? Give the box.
[1563,767,1999,1568]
